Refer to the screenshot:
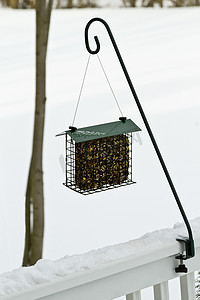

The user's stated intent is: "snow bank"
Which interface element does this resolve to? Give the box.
[0,217,200,296]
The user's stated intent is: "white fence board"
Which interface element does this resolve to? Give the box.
[153,281,169,300]
[126,291,141,300]
[180,272,195,300]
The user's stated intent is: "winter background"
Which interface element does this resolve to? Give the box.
[0,3,200,299]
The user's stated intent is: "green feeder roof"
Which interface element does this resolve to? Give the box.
[56,119,141,143]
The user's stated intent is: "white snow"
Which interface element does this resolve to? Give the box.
[0,217,200,296]
[0,8,200,299]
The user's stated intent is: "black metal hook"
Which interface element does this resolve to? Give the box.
[85,18,113,55]
[85,17,195,269]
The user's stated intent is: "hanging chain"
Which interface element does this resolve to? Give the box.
[71,53,124,127]
[72,54,91,127]
[97,54,123,117]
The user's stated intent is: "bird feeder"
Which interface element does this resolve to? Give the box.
[56,118,141,195]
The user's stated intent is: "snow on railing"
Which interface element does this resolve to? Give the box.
[0,218,200,300]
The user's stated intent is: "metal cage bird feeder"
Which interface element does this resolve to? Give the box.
[56,119,141,195]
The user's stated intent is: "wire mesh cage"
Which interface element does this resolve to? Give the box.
[56,119,141,195]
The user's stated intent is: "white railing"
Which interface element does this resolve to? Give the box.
[2,237,200,300]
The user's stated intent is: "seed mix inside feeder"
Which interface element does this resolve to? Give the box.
[56,118,141,195]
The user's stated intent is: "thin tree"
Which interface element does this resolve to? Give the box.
[122,0,137,7]
[23,0,53,266]
[67,0,73,7]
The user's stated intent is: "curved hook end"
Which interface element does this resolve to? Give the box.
[84,17,116,56]
[85,18,110,55]
[85,28,100,55]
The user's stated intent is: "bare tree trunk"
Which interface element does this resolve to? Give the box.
[121,0,127,6]
[122,0,136,6]
[23,0,53,267]
[67,0,73,7]
[129,0,136,6]
[0,0,9,7]
[9,0,18,8]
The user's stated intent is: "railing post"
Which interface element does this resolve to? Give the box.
[153,281,169,300]
[126,291,141,300]
[180,272,195,300]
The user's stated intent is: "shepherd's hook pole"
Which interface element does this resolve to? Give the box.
[85,17,195,265]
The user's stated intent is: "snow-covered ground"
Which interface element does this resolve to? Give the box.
[0,6,200,296]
